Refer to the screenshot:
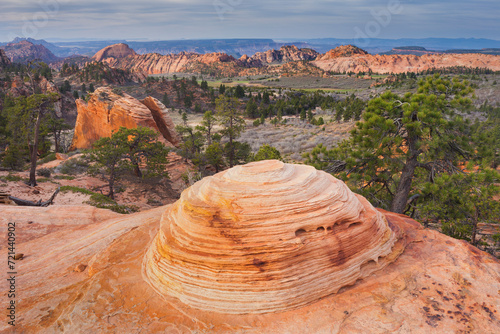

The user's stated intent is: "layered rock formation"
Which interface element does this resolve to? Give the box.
[70,87,180,150]
[92,43,137,63]
[0,40,59,64]
[244,45,319,65]
[144,161,401,313]
[93,43,500,76]
[313,46,500,74]
[1,161,499,333]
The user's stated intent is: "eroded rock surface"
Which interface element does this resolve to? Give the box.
[70,87,180,149]
[93,43,500,76]
[0,161,499,333]
[145,160,401,313]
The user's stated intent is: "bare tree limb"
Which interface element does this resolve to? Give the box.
[9,187,60,207]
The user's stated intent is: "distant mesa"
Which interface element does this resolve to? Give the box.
[144,160,402,314]
[70,86,180,150]
[92,43,137,62]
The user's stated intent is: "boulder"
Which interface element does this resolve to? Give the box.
[70,87,180,150]
[145,160,401,314]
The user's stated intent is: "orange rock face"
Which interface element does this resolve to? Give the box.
[94,43,500,76]
[145,160,401,313]
[1,161,499,333]
[70,87,180,150]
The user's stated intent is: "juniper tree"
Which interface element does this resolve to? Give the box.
[85,127,169,199]
[216,95,245,167]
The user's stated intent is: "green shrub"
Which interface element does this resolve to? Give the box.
[60,185,139,214]
[39,153,57,165]
[53,175,75,180]
[59,157,89,175]
[37,168,52,178]
[1,174,23,182]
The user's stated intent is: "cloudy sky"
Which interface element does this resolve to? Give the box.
[0,0,498,42]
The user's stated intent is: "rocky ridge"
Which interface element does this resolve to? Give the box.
[244,45,319,65]
[93,43,500,76]
[312,52,500,74]
[0,40,60,64]
[70,87,180,150]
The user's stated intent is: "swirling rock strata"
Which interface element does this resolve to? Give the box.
[144,160,400,314]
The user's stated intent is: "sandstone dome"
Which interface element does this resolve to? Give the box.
[92,43,137,62]
[144,160,401,314]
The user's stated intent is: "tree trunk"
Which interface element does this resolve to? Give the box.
[108,168,115,200]
[229,117,234,167]
[28,110,43,187]
[133,162,142,178]
[54,129,60,153]
[391,138,419,214]
[471,206,479,246]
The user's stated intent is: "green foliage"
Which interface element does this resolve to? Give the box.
[245,98,258,118]
[162,93,170,107]
[200,80,209,90]
[0,93,59,181]
[254,144,282,161]
[305,74,475,211]
[263,91,270,104]
[59,157,90,175]
[225,141,251,165]
[216,95,245,167]
[39,153,57,164]
[60,80,71,93]
[84,126,170,199]
[205,142,225,172]
[420,170,500,245]
[234,85,245,98]
[37,168,52,178]
[60,185,94,195]
[219,84,226,95]
[60,186,138,214]
[53,175,75,180]
[0,173,23,182]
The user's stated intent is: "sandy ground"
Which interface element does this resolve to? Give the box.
[0,151,193,212]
